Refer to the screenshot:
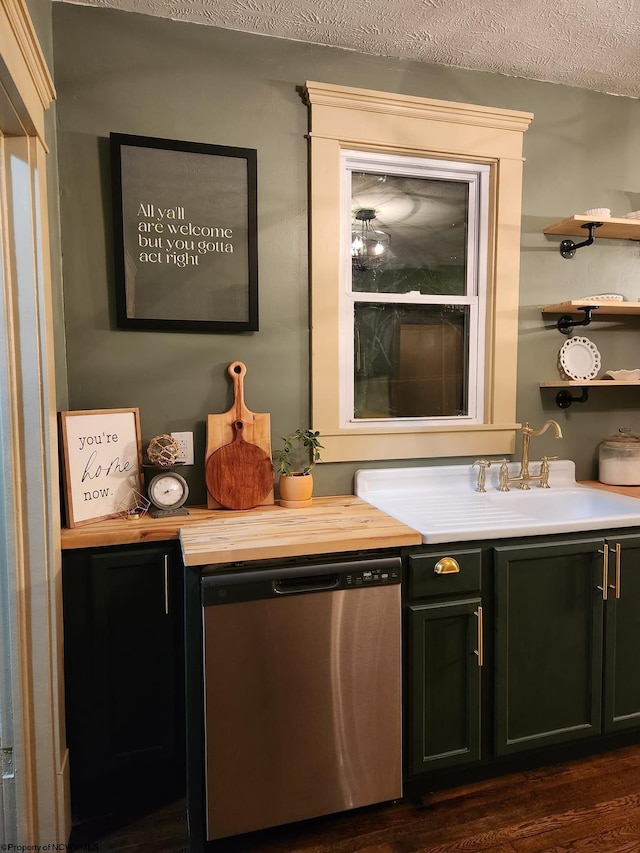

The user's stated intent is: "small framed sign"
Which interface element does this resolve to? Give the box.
[59,408,143,527]
[111,133,258,332]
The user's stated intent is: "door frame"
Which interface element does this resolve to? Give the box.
[0,0,67,843]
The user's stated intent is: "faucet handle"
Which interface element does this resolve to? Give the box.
[472,459,491,493]
[497,459,510,492]
[539,456,558,488]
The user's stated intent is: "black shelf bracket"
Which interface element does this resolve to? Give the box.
[557,305,599,334]
[555,387,589,409]
[559,221,602,259]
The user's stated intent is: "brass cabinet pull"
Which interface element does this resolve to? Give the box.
[610,542,622,599]
[597,544,609,601]
[164,554,169,615]
[474,606,483,667]
[434,557,460,574]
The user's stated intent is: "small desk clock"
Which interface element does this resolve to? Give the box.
[146,469,189,519]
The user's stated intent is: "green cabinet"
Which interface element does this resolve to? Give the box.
[603,533,640,732]
[494,532,640,756]
[406,548,484,775]
[62,542,185,817]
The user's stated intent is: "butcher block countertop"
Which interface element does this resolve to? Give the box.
[580,481,640,500]
[179,495,422,565]
[60,495,422,562]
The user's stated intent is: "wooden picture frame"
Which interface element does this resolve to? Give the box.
[59,408,143,528]
[110,132,259,332]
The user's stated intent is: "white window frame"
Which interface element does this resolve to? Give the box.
[340,149,489,429]
[304,81,533,464]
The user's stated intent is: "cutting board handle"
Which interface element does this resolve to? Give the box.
[228,361,247,420]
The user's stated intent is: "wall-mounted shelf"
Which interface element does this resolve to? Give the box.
[543,216,640,241]
[540,380,640,387]
[540,304,640,405]
[539,225,640,400]
[542,301,640,333]
[539,380,640,409]
[542,301,640,316]
[544,216,640,259]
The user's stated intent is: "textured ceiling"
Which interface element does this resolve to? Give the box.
[55,0,640,98]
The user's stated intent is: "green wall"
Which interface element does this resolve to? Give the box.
[51,4,640,503]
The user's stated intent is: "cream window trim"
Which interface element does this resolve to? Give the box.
[0,0,55,141]
[304,81,533,463]
[0,0,64,844]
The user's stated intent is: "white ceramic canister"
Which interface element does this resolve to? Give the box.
[598,428,640,485]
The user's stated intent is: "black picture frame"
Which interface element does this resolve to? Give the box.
[110,133,258,332]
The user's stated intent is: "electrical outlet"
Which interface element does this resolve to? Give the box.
[171,431,194,465]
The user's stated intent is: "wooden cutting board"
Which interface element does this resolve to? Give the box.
[205,362,274,509]
[205,419,274,510]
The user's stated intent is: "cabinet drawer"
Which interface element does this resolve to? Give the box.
[408,549,482,599]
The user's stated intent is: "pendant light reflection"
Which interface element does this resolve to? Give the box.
[351,208,390,271]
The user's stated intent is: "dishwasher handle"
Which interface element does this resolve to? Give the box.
[201,555,401,605]
[273,574,340,595]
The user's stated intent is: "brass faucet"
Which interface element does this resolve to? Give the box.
[506,420,563,490]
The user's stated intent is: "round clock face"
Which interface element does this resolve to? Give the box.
[148,472,189,510]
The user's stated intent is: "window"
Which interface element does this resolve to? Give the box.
[344,151,488,427]
[305,81,533,463]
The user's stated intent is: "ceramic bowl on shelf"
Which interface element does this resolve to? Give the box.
[604,369,640,381]
[574,293,625,302]
[583,208,610,218]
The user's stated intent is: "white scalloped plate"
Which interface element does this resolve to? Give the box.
[559,336,601,381]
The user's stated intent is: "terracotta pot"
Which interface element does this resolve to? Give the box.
[278,472,314,508]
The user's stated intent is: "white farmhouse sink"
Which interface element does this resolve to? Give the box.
[354,460,640,543]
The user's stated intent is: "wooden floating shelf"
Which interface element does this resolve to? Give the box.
[540,380,640,387]
[542,301,640,316]
[543,215,640,241]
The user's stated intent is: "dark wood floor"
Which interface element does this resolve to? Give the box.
[69,743,640,852]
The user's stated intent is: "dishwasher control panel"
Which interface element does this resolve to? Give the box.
[345,567,400,586]
[201,555,402,605]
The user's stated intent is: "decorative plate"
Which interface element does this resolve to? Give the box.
[559,336,601,381]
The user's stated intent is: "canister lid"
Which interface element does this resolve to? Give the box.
[601,427,640,446]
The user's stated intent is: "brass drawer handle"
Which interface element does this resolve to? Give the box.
[164,554,169,615]
[434,557,460,575]
[475,605,483,667]
[597,544,609,601]
[609,542,621,599]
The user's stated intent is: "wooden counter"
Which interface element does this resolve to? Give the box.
[580,480,640,500]
[61,505,225,550]
[61,495,422,563]
[179,495,422,566]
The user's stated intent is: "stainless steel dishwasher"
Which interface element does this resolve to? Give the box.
[200,553,402,840]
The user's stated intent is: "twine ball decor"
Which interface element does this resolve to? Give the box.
[147,434,180,467]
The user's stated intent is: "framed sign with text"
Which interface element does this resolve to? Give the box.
[59,408,143,527]
[110,133,258,332]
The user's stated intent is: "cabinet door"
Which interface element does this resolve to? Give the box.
[604,534,640,732]
[408,597,482,775]
[62,544,185,813]
[494,538,604,756]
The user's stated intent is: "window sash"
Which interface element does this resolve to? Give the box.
[340,151,488,429]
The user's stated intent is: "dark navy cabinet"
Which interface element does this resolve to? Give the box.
[62,542,185,818]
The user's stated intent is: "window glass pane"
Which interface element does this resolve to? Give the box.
[354,303,469,419]
[351,172,468,296]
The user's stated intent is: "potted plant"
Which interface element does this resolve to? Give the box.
[274,428,323,507]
